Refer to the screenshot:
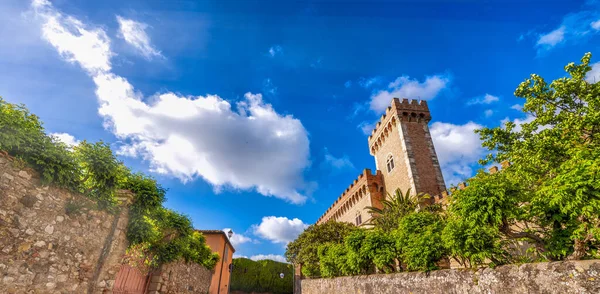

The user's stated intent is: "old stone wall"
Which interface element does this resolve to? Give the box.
[300,260,600,294]
[147,260,212,294]
[0,154,128,293]
[0,153,214,293]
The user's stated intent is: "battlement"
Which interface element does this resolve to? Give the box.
[316,169,384,224]
[368,98,431,154]
[430,161,512,205]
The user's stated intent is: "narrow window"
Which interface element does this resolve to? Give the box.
[386,154,395,173]
[355,213,362,225]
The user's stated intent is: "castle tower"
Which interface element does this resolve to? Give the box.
[368,98,446,199]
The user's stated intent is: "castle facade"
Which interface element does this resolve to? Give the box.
[316,98,447,226]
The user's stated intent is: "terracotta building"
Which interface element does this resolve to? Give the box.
[199,230,235,294]
[316,98,447,226]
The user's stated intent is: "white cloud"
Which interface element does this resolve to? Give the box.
[484,109,493,117]
[532,8,600,52]
[116,16,162,59]
[268,45,282,57]
[501,114,536,133]
[253,216,308,244]
[344,80,352,88]
[585,62,600,83]
[536,26,565,47]
[323,148,355,172]
[510,104,523,111]
[358,76,381,88]
[357,121,376,135]
[250,254,288,263]
[430,121,485,185]
[33,0,311,204]
[370,74,450,113]
[223,228,256,247]
[50,132,80,147]
[32,0,112,74]
[467,93,499,105]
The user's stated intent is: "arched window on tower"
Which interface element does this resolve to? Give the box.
[386,154,395,173]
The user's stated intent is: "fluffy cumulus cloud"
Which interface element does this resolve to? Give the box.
[467,93,499,105]
[223,228,256,247]
[430,121,485,185]
[116,16,162,59]
[50,132,80,147]
[370,74,450,113]
[250,254,288,263]
[253,216,308,244]
[32,0,112,74]
[32,0,311,204]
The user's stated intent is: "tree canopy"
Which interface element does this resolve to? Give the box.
[230,258,293,294]
[286,52,600,278]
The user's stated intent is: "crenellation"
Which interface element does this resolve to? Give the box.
[318,97,445,226]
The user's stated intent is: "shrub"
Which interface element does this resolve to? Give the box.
[395,211,445,271]
[230,258,293,294]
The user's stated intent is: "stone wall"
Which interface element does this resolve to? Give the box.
[300,260,600,294]
[147,260,212,294]
[0,153,212,293]
[0,154,128,293]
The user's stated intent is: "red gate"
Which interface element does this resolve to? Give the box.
[112,265,151,294]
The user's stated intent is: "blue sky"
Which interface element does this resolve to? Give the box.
[2,0,600,262]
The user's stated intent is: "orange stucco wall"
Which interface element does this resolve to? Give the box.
[204,233,235,294]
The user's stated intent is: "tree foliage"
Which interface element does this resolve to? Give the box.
[474,52,600,261]
[285,221,357,277]
[0,97,217,269]
[396,211,446,271]
[230,258,293,294]
[365,188,429,232]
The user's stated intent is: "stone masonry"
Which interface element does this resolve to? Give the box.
[316,98,447,226]
[0,154,127,293]
[0,152,212,293]
[147,260,212,294]
[301,260,600,294]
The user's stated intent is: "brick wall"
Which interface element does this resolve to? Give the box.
[300,260,600,294]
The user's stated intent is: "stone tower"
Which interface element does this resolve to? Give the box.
[367,98,446,198]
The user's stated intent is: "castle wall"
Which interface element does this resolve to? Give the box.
[373,119,415,198]
[316,170,384,225]
[403,122,445,197]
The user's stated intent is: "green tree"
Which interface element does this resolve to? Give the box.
[230,258,293,294]
[476,52,600,260]
[365,188,429,232]
[395,211,445,271]
[0,97,79,188]
[285,221,357,277]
